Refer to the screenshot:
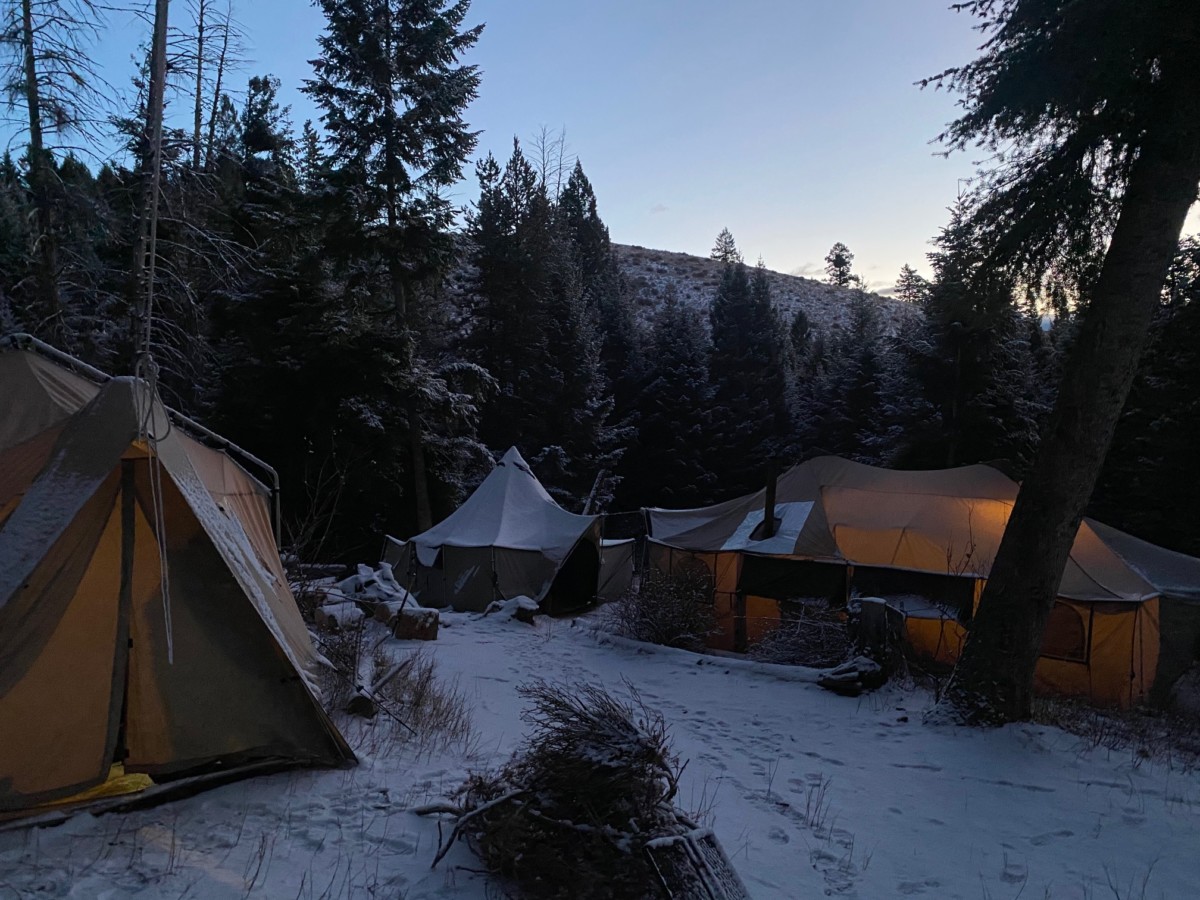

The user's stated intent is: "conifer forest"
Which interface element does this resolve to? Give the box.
[2,0,1197,569]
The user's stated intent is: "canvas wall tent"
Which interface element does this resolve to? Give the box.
[646,456,1172,708]
[1089,520,1200,704]
[382,447,603,613]
[0,340,353,816]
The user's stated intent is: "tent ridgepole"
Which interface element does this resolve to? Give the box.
[108,461,138,768]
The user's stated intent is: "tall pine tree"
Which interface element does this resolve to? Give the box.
[708,260,790,495]
[304,0,483,531]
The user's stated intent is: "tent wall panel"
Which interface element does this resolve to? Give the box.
[442,546,499,612]
[744,595,782,647]
[544,539,601,614]
[712,591,736,651]
[414,566,448,608]
[903,616,966,667]
[496,548,560,609]
[125,473,344,774]
[181,436,282,585]
[597,540,635,601]
[1134,599,1160,705]
[381,536,408,572]
[1033,601,1156,708]
[0,350,99,451]
[1152,598,1200,703]
[0,471,121,696]
[155,432,335,694]
[0,484,123,808]
[0,424,65,516]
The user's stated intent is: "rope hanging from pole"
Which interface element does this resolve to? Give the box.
[135,0,175,664]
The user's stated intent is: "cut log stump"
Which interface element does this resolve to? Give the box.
[392,606,439,641]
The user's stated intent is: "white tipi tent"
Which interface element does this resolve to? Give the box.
[383,447,603,613]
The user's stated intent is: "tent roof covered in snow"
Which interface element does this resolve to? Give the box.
[1088,519,1200,603]
[647,455,1158,604]
[410,447,598,563]
[0,338,352,815]
[390,447,602,612]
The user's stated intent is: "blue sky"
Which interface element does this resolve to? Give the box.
[242,0,987,289]
[26,1,1188,290]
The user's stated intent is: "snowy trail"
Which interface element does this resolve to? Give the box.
[2,611,1199,898]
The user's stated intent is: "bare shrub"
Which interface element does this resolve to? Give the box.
[749,599,852,668]
[1032,697,1200,771]
[604,566,716,652]
[313,618,368,706]
[370,648,476,756]
[314,625,476,757]
[447,680,684,899]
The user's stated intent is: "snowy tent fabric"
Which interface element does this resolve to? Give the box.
[0,345,353,816]
[387,447,603,613]
[646,456,1163,708]
[1089,519,1200,701]
[598,539,636,601]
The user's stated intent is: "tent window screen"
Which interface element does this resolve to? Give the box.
[739,556,846,603]
[849,566,976,620]
[1040,602,1089,663]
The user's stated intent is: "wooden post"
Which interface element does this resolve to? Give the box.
[109,461,137,764]
[733,592,747,653]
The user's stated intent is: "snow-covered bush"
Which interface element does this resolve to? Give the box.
[449,681,684,899]
[604,567,716,652]
[749,600,853,668]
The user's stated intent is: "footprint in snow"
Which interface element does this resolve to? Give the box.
[1001,859,1029,884]
[1029,829,1074,846]
[897,878,943,895]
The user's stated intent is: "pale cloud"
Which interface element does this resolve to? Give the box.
[790,262,824,280]
[649,203,669,215]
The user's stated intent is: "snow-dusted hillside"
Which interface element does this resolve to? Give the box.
[442,238,921,338]
[3,610,1197,899]
[615,243,920,336]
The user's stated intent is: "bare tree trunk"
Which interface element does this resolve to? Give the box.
[378,1,433,532]
[202,0,231,171]
[20,0,60,324]
[192,0,206,170]
[941,65,1200,724]
[131,0,170,350]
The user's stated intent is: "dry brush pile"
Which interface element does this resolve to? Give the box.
[749,599,854,668]
[433,681,690,900]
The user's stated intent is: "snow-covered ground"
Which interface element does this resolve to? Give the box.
[3,611,1198,899]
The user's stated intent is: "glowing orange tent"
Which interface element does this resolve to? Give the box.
[646,456,1168,708]
[0,338,353,816]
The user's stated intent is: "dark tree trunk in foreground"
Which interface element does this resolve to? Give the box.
[942,63,1200,723]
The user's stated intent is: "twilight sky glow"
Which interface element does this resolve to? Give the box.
[236,0,987,290]
[16,1,1200,291]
